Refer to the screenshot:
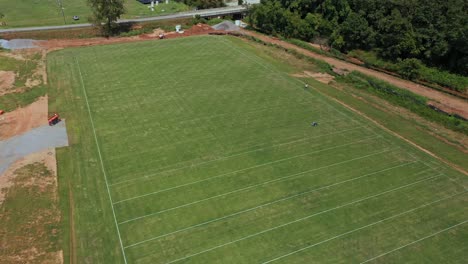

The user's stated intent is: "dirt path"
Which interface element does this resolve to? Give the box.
[242,30,468,120]
[39,24,216,50]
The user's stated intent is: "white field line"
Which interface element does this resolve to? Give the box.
[74,57,128,264]
[114,135,381,209]
[115,146,397,209]
[110,122,365,187]
[359,219,468,263]
[164,174,445,264]
[262,191,468,264]
[118,148,401,224]
[123,162,422,248]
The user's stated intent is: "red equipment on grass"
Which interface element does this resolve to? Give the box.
[48,113,60,126]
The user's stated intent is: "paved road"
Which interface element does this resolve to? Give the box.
[0,6,248,34]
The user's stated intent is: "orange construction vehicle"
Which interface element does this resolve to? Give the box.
[48,113,60,126]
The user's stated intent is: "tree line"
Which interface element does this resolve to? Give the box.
[248,0,468,75]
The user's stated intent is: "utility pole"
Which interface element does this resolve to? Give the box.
[56,0,66,24]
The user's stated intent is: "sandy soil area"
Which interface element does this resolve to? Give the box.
[0,96,48,140]
[0,70,16,95]
[291,71,335,84]
[0,149,56,204]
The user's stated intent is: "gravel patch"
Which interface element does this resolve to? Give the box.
[211,20,240,31]
[0,121,69,175]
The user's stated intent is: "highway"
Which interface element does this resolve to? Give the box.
[0,6,248,34]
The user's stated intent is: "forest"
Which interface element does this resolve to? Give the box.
[248,0,468,76]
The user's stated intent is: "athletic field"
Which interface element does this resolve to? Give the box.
[47,36,468,263]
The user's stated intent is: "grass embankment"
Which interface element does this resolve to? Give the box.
[0,52,46,111]
[337,72,468,134]
[0,162,62,263]
[0,0,189,28]
[48,35,467,263]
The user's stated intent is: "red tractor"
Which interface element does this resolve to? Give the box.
[48,113,60,126]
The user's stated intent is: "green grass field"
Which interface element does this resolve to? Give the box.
[47,36,468,263]
[0,0,188,28]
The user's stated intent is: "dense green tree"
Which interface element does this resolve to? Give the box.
[339,12,374,50]
[87,0,125,37]
[397,58,423,80]
[377,9,420,58]
[251,0,468,74]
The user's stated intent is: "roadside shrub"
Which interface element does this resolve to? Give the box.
[419,67,468,93]
[397,58,423,80]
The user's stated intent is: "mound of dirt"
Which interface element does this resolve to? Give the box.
[0,71,15,94]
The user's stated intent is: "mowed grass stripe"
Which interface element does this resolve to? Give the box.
[122,161,419,248]
[100,105,334,177]
[103,109,349,178]
[111,130,380,203]
[99,101,321,146]
[99,102,339,161]
[113,140,389,206]
[115,145,394,223]
[121,161,433,246]
[127,175,465,263]
[109,123,364,189]
[108,119,365,187]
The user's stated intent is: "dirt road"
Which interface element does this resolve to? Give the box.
[242,30,468,119]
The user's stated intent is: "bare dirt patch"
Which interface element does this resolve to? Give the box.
[291,71,335,84]
[0,70,15,94]
[0,96,48,140]
[40,24,216,50]
[0,51,27,61]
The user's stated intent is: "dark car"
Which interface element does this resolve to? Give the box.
[138,0,153,4]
